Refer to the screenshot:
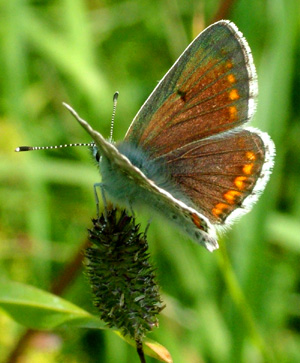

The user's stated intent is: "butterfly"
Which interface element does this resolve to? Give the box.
[17,20,275,252]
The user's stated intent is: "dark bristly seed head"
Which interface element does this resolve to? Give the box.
[84,207,164,341]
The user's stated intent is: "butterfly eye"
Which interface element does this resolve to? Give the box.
[95,151,100,162]
[91,144,100,162]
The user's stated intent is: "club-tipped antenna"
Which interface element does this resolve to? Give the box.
[15,95,119,153]
[109,91,119,143]
[15,142,95,152]
[15,103,100,152]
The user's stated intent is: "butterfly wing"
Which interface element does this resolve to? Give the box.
[155,127,275,225]
[124,20,257,159]
[124,20,275,225]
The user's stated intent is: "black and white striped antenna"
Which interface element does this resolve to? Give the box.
[15,92,119,153]
[109,91,119,143]
[15,142,95,152]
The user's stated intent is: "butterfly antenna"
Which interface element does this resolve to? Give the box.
[15,103,103,152]
[15,142,95,152]
[109,91,119,143]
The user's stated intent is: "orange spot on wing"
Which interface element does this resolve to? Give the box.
[226,61,233,69]
[229,106,237,120]
[224,190,242,204]
[234,176,248,190]
[229,89,239,100]
[227,74,236,83]
[243,163,254,175]
[191,213,204,230]
[212,203,229,218]
[246,151,256,161]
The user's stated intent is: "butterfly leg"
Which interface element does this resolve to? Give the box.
[129,202,135,218]
[93,182,108,220]
[144,217,152,235]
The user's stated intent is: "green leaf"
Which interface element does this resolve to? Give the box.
[0,280,172,361]
[0,279,98,330]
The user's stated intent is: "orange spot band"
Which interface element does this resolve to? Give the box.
[224,190,242,204]
[246,151,256,161]
[227,74,236,83]
[212,203,229,217]
[234,176,248,190]
[191,213,203,230]
[229,106,237,120]
[243,163,254,175]
[229,89,239,100]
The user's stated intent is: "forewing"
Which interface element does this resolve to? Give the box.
[125,20,257,159]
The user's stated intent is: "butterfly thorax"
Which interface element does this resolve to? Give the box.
[97,141,190,208]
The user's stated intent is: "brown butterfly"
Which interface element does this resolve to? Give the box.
[16,20,275,251]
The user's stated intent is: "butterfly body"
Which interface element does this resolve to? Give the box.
[62,20,275,252]
[91,138,218,250]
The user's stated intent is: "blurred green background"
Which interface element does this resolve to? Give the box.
[1,0,300,362]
